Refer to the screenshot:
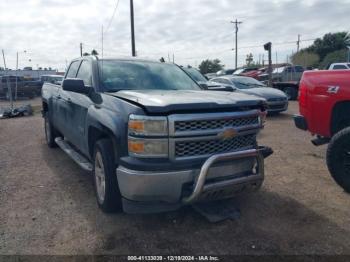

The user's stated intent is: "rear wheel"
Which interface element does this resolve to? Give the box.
[326,127,350,193]
[284,86,298,100]
[93,139,122,213]
[44,112,58,148]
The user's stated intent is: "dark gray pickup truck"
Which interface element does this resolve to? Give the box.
[42,56,272,214]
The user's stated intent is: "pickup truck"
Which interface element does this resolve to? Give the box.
[42,56,272,214]
[294,69,350,192]
[328,63,350,70]
[259,65,305,100]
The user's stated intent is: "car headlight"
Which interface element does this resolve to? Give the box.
[128,137,168,158]
[128,114,168,136]
[128,115,169,158]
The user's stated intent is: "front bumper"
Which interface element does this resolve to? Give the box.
[294,114,308,130]
[117,147,272,214]
[267,101,288,113]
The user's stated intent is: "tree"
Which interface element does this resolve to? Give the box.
[198,59,224,74]
[320,49,348,69]
[306,32,348,61]
[245,53,254,66]
[83,52,90,56]
[291,51,320,68]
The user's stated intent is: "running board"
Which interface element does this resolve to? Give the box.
[55,137,93,172]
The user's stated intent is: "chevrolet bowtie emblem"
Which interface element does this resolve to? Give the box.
[217,128,238,140]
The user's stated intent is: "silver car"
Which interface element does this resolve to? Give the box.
[211,76,288,114]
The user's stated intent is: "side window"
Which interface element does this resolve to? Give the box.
[66,61,81,78]
[221,79,231,85]
[285,67,293,73]
[76,61,92,86]
[295,66,304,72]
[333,65,347,70]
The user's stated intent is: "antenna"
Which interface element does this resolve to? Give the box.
[101,25,104,58]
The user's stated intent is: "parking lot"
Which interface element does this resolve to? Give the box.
[0,100,350,255]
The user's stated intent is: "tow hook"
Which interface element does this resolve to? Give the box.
[311,136,330,146]
[259,146,273,158]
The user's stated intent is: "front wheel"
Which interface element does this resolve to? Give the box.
[326,127,350,193]
[93,139,122,213]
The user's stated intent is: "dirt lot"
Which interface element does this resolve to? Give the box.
[0,101,349,255]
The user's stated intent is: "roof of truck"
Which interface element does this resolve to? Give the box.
[72,55,168,65]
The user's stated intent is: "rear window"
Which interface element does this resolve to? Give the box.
[333,65,347,70]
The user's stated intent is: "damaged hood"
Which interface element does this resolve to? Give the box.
[107,89,266,114]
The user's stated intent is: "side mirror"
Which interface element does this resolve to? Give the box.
[199,83,208,89]
[62,78,90,94]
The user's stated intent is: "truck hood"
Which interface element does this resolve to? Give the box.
[108,90,266,114]
[239,87,287,100]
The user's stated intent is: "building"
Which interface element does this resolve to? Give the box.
[0,69,58,79]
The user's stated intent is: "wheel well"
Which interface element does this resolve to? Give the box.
[88,126,118,161]
[42,101,48,112]
[331,101,350,135]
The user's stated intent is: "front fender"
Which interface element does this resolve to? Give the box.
[86,106,127,159]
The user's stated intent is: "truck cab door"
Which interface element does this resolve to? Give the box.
[64,60,94,155]
[55,60,81,140]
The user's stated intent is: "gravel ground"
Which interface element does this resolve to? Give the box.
[0,101,349,255]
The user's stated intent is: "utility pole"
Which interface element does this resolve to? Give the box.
[231,19,242,69]
[297,34,301,52]
[2,49,13,111]
[130,0,136,57]
[15,52,18,101]
[275,51,278,66]
[80,43,83,57]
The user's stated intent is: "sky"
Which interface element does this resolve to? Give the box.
[0,0,349,71]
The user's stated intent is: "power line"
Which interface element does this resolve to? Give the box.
[104,0,120,35]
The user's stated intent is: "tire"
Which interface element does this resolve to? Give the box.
[44,112,58,148]
[28,91,35,99]
[93,139,122,213]
[284,86,298,100]
[326,127,350,193]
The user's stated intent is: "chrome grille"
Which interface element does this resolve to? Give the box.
[175,134,256,158]
[175,116,259,132]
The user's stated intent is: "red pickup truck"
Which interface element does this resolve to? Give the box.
[294,69,350,192]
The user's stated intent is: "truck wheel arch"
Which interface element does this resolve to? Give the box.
[87,125,120,164]
[331,101,350,135]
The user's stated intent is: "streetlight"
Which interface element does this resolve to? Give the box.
[15,50,27,100]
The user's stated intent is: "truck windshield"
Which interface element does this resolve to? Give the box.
[99,60,201,92]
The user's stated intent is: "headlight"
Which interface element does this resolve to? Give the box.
[128,115,168,158]
[128,137,168,158]
[128,114,168,136]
